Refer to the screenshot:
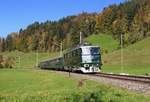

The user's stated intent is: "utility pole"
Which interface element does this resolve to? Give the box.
[19,56,20,69]
[53,42,63,57]
[121,33,124,73]
[60,41,63,57]
[36,49,38,68]
[17,54,21,69]
[80,32,82,45]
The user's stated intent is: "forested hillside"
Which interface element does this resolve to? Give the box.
[0,0,149,52]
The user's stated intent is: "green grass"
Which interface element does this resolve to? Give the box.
[0,69,149,102]
[102,37,150,75]
[86,33,119,53]
[0,51,59,69]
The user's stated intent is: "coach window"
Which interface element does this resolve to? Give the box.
[70,53,72,58]
[73,51,75,56]
[64,54,66,58]
[67,53,69,58]
[64,54,66,59]
[65,54,67,59]
[72,51,74,56]
[76,50,79,55]
[75,50,77,55]
[79,48,82,55]
[77,49,80,55]
[65,54,68,59]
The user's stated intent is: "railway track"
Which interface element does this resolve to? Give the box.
[89,72,150,84]
[42,68,150,84]
[55,70,150,95]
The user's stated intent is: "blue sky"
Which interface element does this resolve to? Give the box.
[0,0,125,37]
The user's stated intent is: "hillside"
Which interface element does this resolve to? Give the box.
[0,0,149,52]
[102,37,150,75]
[86,33,119,53]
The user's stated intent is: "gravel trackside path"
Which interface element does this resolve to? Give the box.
[55,71,150,95]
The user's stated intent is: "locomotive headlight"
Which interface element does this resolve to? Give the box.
[96,64,99,67]
[84,64,89,67]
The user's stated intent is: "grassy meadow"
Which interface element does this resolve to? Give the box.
[86,33,150,75]
[0,69,150,102]
[86,33,119,53]
[0,51,59,69]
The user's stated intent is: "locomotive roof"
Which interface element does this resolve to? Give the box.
[65,45,100,54]
[40,56,63,63]
[40,45,100,63]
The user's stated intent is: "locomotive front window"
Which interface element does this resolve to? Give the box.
[82,48,90,55]
[81,47,100,63]
[82,47,99,55]
[90,47,100,55]
[91,55,100,63]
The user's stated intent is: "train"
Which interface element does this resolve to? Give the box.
[38,45,102,73]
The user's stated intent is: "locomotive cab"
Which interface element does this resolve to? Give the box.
[63,45,102,73]
[80,46,101,73]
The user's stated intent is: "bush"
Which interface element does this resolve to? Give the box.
[0,64,3,69]
[3,57,15,68]
[0,55,15,69]
[0,55,4,68]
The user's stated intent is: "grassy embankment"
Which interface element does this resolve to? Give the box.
[0,51,59,69]
[86,33,119,53]
[0,69,150,102]
[86,33,150,75]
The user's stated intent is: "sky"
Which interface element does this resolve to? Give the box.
[0,0,125,37]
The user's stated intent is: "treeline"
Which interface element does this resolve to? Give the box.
[0,0,149,52]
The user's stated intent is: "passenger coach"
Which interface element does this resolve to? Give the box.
[39,57,64,70]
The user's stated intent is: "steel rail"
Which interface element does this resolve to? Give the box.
[88,73,150,84]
